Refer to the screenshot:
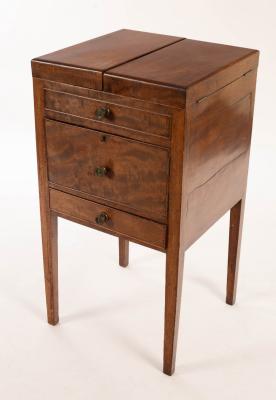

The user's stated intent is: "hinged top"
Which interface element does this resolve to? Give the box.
[32,29,259,107]
[34,29,181,71]
[32,29,181,92]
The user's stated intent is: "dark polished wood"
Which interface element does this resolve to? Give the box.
[45,119,169,222]
[185,152,249,249]
[105,38,258,107]
[32,30,259,375]
[42,80,173,148]
[35,29,181,70]
[32,29,181,88]
[163,110,187,375]
[119,238,129,268]
[44,89,171,138]
[106,38,255,88]
[50,189,167,251]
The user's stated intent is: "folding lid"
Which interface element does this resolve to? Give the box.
[31,29,182,90]
[105,39,259,107]
[32,30,259,107]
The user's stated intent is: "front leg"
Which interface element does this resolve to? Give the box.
[41,211,59,325]
[163,109,186,375]
[33,78,59,325]
[163,238,185,375]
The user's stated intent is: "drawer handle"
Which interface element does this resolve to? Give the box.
[95,107,111,120]
[95,212,109,225]
[95,166,108,177]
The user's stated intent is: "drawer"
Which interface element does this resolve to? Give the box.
[44,89,171,138]
[45,120,169,221]
[49,189,167,251]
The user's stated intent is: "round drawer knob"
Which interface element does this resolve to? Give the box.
[95,212,109,225]
[95,107,111,120]
[95,166,108,177]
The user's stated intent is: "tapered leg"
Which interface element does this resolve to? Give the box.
[41,211,59,325]
[163,248,185,375]
[162,108,186,375]
[33,78,59,325]
[226,198,245,305]
[119,237,129,267]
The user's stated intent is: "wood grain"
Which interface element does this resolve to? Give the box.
[32,31,259,376]
[44,109,171,148]
[31,61,102,90]
[185,152,249,249]
[35,29,182,71]
[44,89,171,138]
[105,39,258,106]
[107,39,256,89]
[104,75,186,108]
[42,79,174,147]
[163,109,187,375]
[184,66,257,249]
[187,94,252,192]
[50,189,167,251]
[45,120,169,221]
[32,29,182,88]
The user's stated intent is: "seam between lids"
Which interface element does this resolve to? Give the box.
[104,37,186,73]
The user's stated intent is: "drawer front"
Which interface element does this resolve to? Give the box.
[50,189,167,250]
[45,89,171,138]
[45,120,169,220]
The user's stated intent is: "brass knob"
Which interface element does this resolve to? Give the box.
[95,107,111,120]
[95,212,109,225]
[95,166,108,177]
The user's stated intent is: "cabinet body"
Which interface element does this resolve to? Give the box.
[32,30,259,375]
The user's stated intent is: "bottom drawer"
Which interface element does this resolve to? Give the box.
[49,189,167,251]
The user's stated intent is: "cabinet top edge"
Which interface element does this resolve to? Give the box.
[31,30,259,108]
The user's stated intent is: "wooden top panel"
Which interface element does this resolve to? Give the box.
[32,31,258,106]
[33,29,182,71]
[106,39,257,89]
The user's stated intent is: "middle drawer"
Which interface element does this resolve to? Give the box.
[45,120,169,222]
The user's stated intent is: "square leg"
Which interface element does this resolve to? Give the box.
[41,211,59,325]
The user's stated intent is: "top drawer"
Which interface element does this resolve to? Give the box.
[44,89,171,139]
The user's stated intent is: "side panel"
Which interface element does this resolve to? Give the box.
[184,69,257,249]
